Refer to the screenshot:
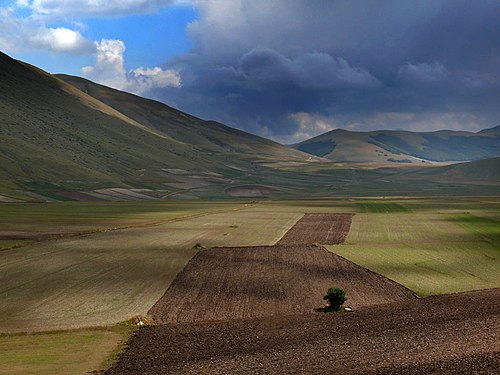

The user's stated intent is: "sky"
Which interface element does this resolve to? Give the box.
[1,0,499,143]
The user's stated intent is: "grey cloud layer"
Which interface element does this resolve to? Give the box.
[146,1,500,140]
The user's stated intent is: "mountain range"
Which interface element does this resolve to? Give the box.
[0,51,498,201]
[292,127,500,163]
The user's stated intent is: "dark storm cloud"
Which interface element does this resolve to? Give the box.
[153,0,500,142]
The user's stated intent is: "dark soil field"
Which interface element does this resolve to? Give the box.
[106,288,500,375]
[149,245,415,323]
[276,213,353,245]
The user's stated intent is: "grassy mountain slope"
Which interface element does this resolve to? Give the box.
[0,52,311,199]
[293,127,500,163]
[57,75,307,162]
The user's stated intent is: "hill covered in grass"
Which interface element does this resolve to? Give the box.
[293,127,500,163]
[0,52,311,200]
[56,75,304,162]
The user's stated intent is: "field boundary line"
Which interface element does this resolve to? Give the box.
[321,245,419,299]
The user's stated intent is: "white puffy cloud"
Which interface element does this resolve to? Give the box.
[29,27,93,53]
[81,39,127,88]
[15,0,30,7]
[82,39,181,94]
[18,0,178,18]
[0,7,93,54]
[130,67,182,93]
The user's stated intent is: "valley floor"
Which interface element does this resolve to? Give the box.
[0,197,498,374]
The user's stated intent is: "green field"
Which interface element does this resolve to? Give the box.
[2,198,499,374]
[447,213,500,248]
[330,198,500,296]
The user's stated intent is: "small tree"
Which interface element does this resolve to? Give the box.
[323,287,346,312]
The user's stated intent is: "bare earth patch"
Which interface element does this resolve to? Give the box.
[277,213,353,245]
[149,245,414,323]
[106,289,500,375]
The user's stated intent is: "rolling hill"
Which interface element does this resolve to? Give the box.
[293,127,500,163]
[1,51,498,201]
[0,52,311,201]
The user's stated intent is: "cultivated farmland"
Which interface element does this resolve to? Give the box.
[0,327,127,375]
[0,203,303,333]
[2,198,499,374]
[276,213,353,245]
[107,204,499,374]
[150,213,412,324]
[106,288,500,375]
[0,201,245,250]
[331,199,500,296]
[150,246,413,323]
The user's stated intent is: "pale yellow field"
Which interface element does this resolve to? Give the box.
[0,204,303,333]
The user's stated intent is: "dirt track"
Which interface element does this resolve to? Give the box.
[106,288,500,375]
[149,245,415,323]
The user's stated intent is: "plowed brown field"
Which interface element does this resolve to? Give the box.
[149,245,414,323]
[106,288,500,375]
[277,213,353,245]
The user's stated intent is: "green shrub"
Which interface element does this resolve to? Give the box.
[323,287,346,312]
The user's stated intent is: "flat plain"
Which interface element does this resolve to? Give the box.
[1,197,499,374]
[0,326,129,375]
